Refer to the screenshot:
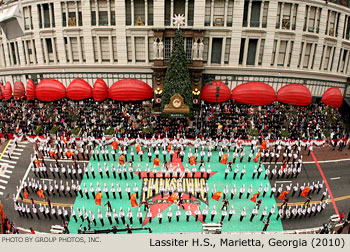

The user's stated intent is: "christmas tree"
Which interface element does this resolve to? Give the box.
[161,29,193,111]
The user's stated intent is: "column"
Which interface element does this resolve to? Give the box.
[327,46,334,71]
[210,0,214,27]
[67,37,73,64]
[326,10,330,35]
[344,16,348,39]
[115,0,128,63]
[17,39,26,66]
[145,35,149,63]
[96,0,99,26]
[255,38,261,66]
[66,3,69,26]
[247,0,252,27]
[40,5,45,28]
[107,0,111,26]
[259,1,264,28]
[52,38,58,63]
[207,37,213,65]
[338,48,344,72]
[49,3,53,28]
[131,0,135,25]
[273,39,280,67]
[109,35,113,63]
[320,46,327,70]
[185,0,188,26]
[145,0,148,26]
[304,6,309,31]
[243,38,249,66]
[308,43,315,70]
[31,40,37,64]
[171,0,174,26]
[8,43,14,66]
[224,0,228,27]
[279,2,284,29]
[221,37,226,65]
[77,36,83,63]
[81,0,94,63]
[14,42,20,65]
[75,1,79,26]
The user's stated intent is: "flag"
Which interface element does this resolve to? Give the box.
[261,140,267,150]
[130,193,138,207]
[166,193,178,203]
[95,192,103,206]
[112,141,118,150]
[189,156,196,165]
[37,189,44,199]
[34,160,40,167]
[212,191,223,201]
[253,152,261,163]
[167,145,172,153]
[153,157,160,166]
[340,212,345,219]
[250,192,260,203]
[23,189,29,199]
[66,151,72,158]
[119,155,125,165]
[220,153,228,164]
[278,190,289,200]
[300,187,311,198]
[282,162,287,171]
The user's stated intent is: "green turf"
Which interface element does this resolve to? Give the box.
[68,145,283,233]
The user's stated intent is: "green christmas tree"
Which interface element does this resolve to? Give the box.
[161,29,193,111]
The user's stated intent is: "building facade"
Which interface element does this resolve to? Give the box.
[0,0,350,98]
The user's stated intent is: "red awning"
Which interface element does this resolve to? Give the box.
[36,79,66,101]
[13,81,25,100]
[93,79,108,101]
[109,79,153,101]
[231,82,276,105]
[4,81,12,100]
[201,80,231,103]
[67,78,92,100]
[277,84,312,106]
[321,87,343,108]
[26,79,36,100]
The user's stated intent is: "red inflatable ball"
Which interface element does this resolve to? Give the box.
[93,79,108,101]
[321,87,343,108]
[36,79,66,101]
[4,81,12,100]
[26,79,36,100]
[67,78,92,100]
[109,79,153,101]
[201,80,231,103]
[231,82,276,105]
[14,81,25,100]
[277,84,312,106]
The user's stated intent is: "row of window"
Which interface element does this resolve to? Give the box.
[1,34,350,75]
[20,0,350,41]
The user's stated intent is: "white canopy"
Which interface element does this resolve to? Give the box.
[0,3,24,40]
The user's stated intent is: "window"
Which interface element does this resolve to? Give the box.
[323,46,332,70]
[98,1,108,26]
[135,37,145,62]
[271,39,277,66]
[134,0,145,25]
[213,0,225,26]
[164,0,193,26]
[316,8,321,33]
[23,6,33,30]
[344,16,350,40]
[25,40,36,64]
[148,37,154,61]
[188,0,194,26]
[250,1,261,27]
[111,0,116,25]
[125,0,131,25]
[126,36,132,62]
[287,41,293,67]
[61,1,82,27]
[164,37,172,59]
[341,50,348,73]
[91,0,113,26]
[247,39,258,65]
[297,42,304,68]
[81,37,86,62]
[227,0,234,27]
[262,2,268,28]
[203,37,209,63]
[100,36,110,62]
[164,0,171,26]
[277,40,287,66]
[291,4,297,30]
[38,3,55,28]
[224,38,231,64]
[71,37,79,62]
[303,5,308,31]
[281,3,292,29]
[311,44,317,69]
[211,38,223,64]
[185,37,192,60]
[319,45,325,70]
[239,38,246,65]
[205,0,211,26]
[92,36,98,62]
[148,0,154,25]
[174,0,185,16]
[64,37,70,62]
[258,39,265,65]
[303,43,312,68]
[91,0,97,25]
[242,0,249,27]
[112,36,118,62]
